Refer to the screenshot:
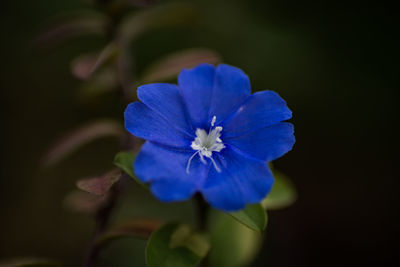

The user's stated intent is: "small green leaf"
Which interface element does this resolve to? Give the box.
[146,223,210,267]
[209,211,263,267]
[262,170,297,210]
[140,48,221,83]
[229,204,267,232]
[114,151,136,178]
[76,169,120,196]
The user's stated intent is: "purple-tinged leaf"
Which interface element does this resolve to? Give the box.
[63,190,107,214]
[71,43,118,81]
[140,48,221,83]
[76,169,121,196]
[43,120,124,166]
[33,11,108,48]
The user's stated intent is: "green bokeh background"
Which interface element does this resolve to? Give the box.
[1,0,398,266]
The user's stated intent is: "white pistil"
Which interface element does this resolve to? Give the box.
[186,116,225,174]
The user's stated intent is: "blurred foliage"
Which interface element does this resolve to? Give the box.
[1,0,398,266]
[230,204,267,232]
[209,210,263,267]
[146,223,209,267]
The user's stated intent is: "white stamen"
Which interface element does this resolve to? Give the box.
[186,150,200,174]
[186,116,225,174]
[211,116,217,127]
[210,156,221,173]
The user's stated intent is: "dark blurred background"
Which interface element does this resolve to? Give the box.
[1,0,398,266]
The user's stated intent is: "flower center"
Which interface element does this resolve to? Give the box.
[186,116,225,173]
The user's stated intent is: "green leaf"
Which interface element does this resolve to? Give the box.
[229,204,267,232]
[43,120,124,166]
[114,151,135,178]
[140,48,221,83]
[76,169,120,196]
[209,211,263,267]
[146,223,210,267]
[262,170,297,210]
[114,151,144,187]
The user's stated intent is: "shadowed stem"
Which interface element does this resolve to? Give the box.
[195,193,209,231]
[82,175,124,267]
[82,2,137,266]
[195,194,210,267]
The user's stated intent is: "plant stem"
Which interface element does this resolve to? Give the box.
[195,194,210,267]
[195,193,209,232]
[82,176,123,267]
[82,2,136,265]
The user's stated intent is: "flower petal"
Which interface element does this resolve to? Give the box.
[201,148,274,211]
[226,122,295,162]
[125,102,191,148]
[178,63,215,128]
[222,91,292,137]
[137,83,193,135]
[209,64,251,124]
[134,142,209,202]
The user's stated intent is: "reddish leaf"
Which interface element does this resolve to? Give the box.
[64,190,107,214]
[71,44,118,81]
[33,11,107,48]
[76,170,121,196]
[43,120,124,167]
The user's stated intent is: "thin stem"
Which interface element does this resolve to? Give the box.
[195,193,209,231]
[82,177,123,267]
[82,2,136,266]
[194,194,210,267]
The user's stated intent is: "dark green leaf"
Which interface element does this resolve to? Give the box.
[262,170,297,210]
[209,211,263,267]
[114,151,136,178]
[140,48,221,83]
[43,120,124,166]
[76,169,120,196]
[229,204,267,231]
[146,223,209,267]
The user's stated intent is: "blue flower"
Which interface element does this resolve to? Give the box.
[124,64,295,211]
